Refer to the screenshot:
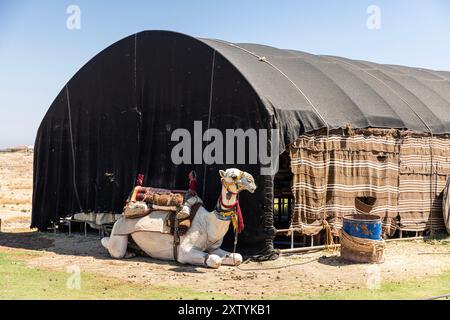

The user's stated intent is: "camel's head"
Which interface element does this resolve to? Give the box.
[219,168,257,194]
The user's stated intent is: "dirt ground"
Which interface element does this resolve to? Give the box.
[0,150,33,231]
[0,150,449,299]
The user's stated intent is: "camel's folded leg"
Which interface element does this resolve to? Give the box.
[101,234,129,259]
[178,246,222,269]
[209,248,243,266]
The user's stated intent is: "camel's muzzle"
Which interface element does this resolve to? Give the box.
[247,184,257,193]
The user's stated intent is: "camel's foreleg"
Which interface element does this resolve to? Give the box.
[178,246,222,269]
[101,234,129,259]
[209,247,243,266]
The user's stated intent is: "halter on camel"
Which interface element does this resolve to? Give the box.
[212,171,248,266]
[214,171,245,234]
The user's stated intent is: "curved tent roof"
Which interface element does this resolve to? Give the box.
[201,38,450,142]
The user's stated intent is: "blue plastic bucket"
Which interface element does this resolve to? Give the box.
[343,214,382,240]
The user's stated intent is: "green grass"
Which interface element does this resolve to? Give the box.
[300,271,450,300]
[274,236,450,300]
[0,251,227,300]
[425,233,450,248]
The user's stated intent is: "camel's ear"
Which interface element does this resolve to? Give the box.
[219,170,225,178]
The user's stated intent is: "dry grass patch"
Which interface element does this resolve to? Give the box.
[0,198,31,205]
[8,184,33,190]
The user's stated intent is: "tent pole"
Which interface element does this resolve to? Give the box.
[281,244,330,254]
[280,236,427,254]
[290,232,294,249]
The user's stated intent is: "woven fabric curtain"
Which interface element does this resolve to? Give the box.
[289,129,448,236]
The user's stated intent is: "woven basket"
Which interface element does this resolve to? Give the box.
[340,230,385,264]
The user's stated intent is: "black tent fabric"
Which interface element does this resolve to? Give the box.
[32,30,450,257]
[201,38,450,149]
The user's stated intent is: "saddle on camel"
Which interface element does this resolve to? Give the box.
[122,171,202,237]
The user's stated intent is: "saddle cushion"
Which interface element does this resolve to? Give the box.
[113,212,172,236]
[114,203,202,237]
[134,187,184,207]
[123,201,151,219]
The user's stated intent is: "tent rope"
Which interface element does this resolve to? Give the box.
[133,33,141,150]
[236,256,319,271]
[134,33,137,103]
[202,50,216,199]
[65,85,84,214]
[322,220,338,252]
[207,39,330,133]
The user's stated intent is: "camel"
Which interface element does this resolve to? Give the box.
[101,168,256,268]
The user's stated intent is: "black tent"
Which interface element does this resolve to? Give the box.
[32,30,450,257]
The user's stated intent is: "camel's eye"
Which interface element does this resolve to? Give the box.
[231,173,238,180]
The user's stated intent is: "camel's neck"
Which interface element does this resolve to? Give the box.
[219,184,238,210]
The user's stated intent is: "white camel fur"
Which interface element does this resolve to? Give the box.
[101,168,256,268]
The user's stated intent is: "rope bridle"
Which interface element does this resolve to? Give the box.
[220,171,245,195]
[215,172,247,266]
[214,192,243,234]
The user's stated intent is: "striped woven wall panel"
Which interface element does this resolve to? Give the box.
[289,130,448,237]
[293,134,400,154]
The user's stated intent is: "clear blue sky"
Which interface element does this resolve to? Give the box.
[1,0,449,149]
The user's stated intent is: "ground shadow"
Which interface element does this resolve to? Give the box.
[317,254,361,267]
[169,265,206,273]
[0,231,54,250]
[0,230,208,273]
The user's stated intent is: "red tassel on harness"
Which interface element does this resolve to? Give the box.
[136,174,144,186]
[219,195,245,234]
[236,201,244,234]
